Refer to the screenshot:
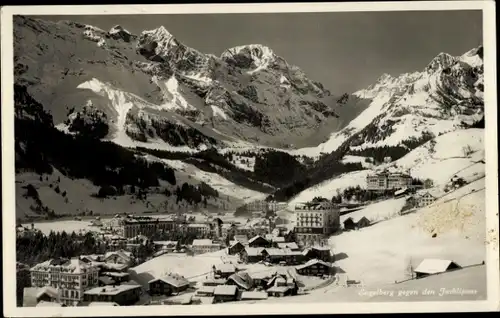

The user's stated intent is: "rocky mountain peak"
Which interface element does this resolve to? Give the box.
[426,52,457,72]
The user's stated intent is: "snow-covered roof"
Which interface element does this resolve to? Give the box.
[192,239,213,246]
[266,286,290,293]
[84,284,141,296]
[414,259,459,275]
[248,235,268,244]
[149,273,190,288]
[296,259,332,271]
[88,302,119,306]
[213,285,237,296]
[153,240,178,246]
[234,235,250,245]
[31,258,97,274]
[36,286,59,300]
[276,242,299,250]
[240,291,268,300]
[196,286,215,294]
[244,247,264,256]
[36,301,63,307]
[102,272,129,278]
[395,188,408,196]
[215,263,236,273]
[187,223,210,228]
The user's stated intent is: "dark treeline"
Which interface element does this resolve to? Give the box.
[16,230,106,266]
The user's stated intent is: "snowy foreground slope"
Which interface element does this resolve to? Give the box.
[290,128,484,205]
[331,179,485,286]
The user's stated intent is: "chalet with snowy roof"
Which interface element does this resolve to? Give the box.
[83,284,142,306]
[23,287,60,307]
[394,188,409,198]
[248,235,270,248]
[356,217,371,229]
[240,291,269,301]
[226,271,254,291]
[265,274,299,298]
[88,301,119,306]
[247,272,272,288]
[228,241,245,255]
[233,235,249,245]
[276,242,299,250]
[104,250,133,270]
[418,192,437,207]
[414,259,461,279]
[262,248,304,264]
[302,246,332,262]
[191,239,221,255]
[203,278,227,287]
[213,285,238,303]
[214,263,237,278]
[153,240,178,251]
[296,259,332,276]
[101,272,130,284]
[196,286,216,297]
[239,247,264,263]
[36,300,65,307]
[148,273,190,296]
[343,217,356,231]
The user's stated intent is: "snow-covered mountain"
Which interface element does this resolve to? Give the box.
[293,46,484,158]
[14,16,351,151]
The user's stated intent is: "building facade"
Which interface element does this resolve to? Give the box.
[418,192,436,207]
[30,258,99,306]
[367,172,413,191]
[191,239,221,255]
[118,216,177,238]
[83,284,142,306]
[294,202,340,245]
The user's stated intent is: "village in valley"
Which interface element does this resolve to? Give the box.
[17,167,483,307]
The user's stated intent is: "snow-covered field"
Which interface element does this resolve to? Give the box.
[289,170,371,206]
[129,250,238,288]
[257,265,486,303]
[383,129,485,186]
[330,179,485,287]
[340,198,407,224]
[341,155,375,169]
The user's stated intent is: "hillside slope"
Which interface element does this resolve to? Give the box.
[289,128,484,205]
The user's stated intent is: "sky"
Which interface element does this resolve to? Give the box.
[38,11,482,94]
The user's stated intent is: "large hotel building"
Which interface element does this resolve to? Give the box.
[118,216,177,238]
[294,201,340,245]
[30,258,99,306]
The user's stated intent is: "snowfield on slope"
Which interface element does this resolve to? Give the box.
[289,170,371,206]
[143,155,267,203]
[330,179,485,287]
[339,198,407,224]
[381,128,484,186]
[289,128,484,207]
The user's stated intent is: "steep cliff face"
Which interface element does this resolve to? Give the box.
[14,16,350,151]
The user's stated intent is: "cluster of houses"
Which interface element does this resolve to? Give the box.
[227,234,335,275]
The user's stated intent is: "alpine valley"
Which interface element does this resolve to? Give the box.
[14,16,484,222]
